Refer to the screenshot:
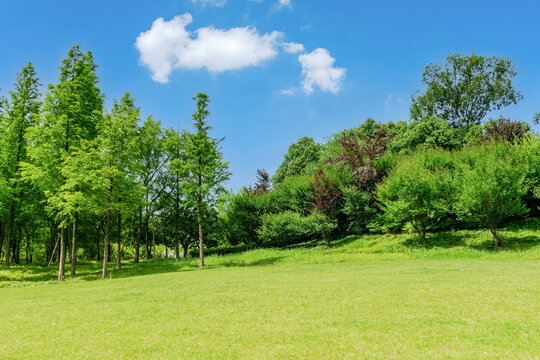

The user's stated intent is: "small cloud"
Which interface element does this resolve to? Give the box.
[279,87,296,96]
[192,0,227,7]
[277,0,292,9]
[135,14,282,82]
[282,42,304,54]
[298,48,346,94]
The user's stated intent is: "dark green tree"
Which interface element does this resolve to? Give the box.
[411,53,523,130]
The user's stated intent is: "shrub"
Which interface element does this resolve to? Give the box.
[377,149,455,244]
[257,211,325,246]
[454,143,529,247]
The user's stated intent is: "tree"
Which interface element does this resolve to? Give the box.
[389,116,461,154]
[309,168,341,245]
[68,93,140,277]
[273,137,321,185]
[132,116,169,263]
[411,53,523,130]
[455,144,528,247]
[23,45,103,280]
[178,93,230,267]
[0,63,41,266]
[246,169,272,195]
[377,150,454,244]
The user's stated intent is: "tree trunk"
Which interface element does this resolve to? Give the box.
[183,242,189,259]
[175,241,180,259]
[4,208,15,267]
[25,229,30,263]
[490,226,502,248]
[163,230,168,258]
[198,200,204,268]
[71,213,78,276]
[14,225,22,264]
[102,210,111,278]
[58,225,67,282]
[152,219,156,260]
[134,208,142,264]
[145,218,150,260]
[116,213,122,269]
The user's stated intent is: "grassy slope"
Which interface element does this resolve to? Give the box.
[0,225,539,359]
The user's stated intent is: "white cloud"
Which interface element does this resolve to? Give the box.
[277,0,292,9]
[279,87,296,96]
[135,14,282,82]
[282,42,304,54]
[298,48,346,94]
[192,0,227,7]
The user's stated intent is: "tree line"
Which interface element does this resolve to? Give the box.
[1,49,539,282]
[0,45,229,280]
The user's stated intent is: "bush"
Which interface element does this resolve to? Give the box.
[222,190,272,245]
[454,143,529,247]
[257,211,326,246]
[377,149,455,243]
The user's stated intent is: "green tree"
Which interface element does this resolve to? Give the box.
[273,137,321,185]
[132,116,168,263]
[411,53,523,130]
[377,150,454,244]
[69,93,140,277]
[177,93,230,267]
[23,45,103,280]
[455,144,528,247]
[389,116,461,154]
[0,63,41,266]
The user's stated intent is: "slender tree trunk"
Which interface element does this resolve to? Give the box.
[58,225,67,281]
[95,223,101,262]
[175,241,180,259]
[4,207,15,267]
[145,218,150,260]
[15,225,22,264]
[71,213,78,276]
[490,226,502,248]
[152,219,156,260]
[116,213,122,269]
[163,230,168,258]
[134,207,142,264]
[198,199,204,268]
[0,221,4,263]
[102,210,111,278]
[183,242,189,259]
[25,229,30,263]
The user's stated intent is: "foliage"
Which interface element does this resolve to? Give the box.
[257,211,325,246]
[411,53,523,129]
[269,175,313,215]
[175,93,230,267]
[377,150,455,244]
[483,117,530,143]
[246,168,272,195]
[272,136,321,185]
[454,143,529,247]
[389,116,461,153]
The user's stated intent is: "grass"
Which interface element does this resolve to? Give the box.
[0,224,539,359]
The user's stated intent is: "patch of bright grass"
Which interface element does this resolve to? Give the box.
[0,225,538,359]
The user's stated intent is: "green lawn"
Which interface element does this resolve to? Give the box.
[0,225,539,359]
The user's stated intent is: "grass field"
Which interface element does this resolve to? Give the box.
[0,224,539,359]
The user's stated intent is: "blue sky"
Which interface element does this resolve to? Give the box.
[1,0,539,190]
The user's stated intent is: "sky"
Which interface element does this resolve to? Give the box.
[1,0,539,190]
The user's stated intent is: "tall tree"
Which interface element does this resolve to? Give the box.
[1,63,41,266]
[272,137,321,185]
[132,116,168,263]
[178,93,230,267]
[24,45,103,280]
[66,93,140,277]
[411,53,523,130]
